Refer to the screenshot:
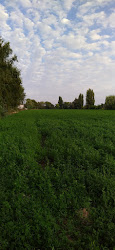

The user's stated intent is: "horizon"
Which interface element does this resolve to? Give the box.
[0,0,115,105]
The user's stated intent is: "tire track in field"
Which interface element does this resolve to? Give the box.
[36,120,54,169]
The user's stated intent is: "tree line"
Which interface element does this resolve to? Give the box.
[25,91,115,110]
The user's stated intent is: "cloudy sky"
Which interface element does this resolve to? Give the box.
[0,0,115,104]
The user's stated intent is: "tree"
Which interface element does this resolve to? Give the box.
[45,102,54,109]
[38,102,45,109]
[0,37,25,113]
[86,89,95,108]
[105,96,115,110]
[63,102,71,109]
[73,94,84,109]
[78,93,84,109]
[58,96,63,109]
[55,104,59,109]
[73,98,79,109]
[25,99,38,109]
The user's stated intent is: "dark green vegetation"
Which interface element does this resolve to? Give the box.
[105,96,115,110]
[25,92,115,110]
[0,110,115,249]
[0,38,25,117]
[86,89,95,109]
[25,91,87,110]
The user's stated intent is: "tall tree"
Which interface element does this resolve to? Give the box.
[105,96,115,110]
[73,98,79,109]
[58,96,63,109]
[86,89,95,108]
[73,94,84,109]
[0,37,25,112]
[78,93,84,109]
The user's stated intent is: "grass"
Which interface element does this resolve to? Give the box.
[0,109,115,249]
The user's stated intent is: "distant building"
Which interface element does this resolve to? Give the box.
[18,104,25,109]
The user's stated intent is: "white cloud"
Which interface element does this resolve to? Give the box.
[90,30,102,40]
[63,0,75,10]
[78,1,94,15]
[42,14,58,26]
[60,33,86,50]
[36,22,62,40]
[0,0,115,104]
[79,0,112,15]
[82,11,106,27]
[0,4,11,35]
[0,4,8,21]
[18,0,32,8]
[9,10,24,28]
[43,39,54,49]
[110,41,115,55]
[61,18,70,25]
[50,47,82,60]
[24,17,34,30]
[107,12,115,28]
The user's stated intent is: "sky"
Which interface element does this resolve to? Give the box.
[0,0,115,105]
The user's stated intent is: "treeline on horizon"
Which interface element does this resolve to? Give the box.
[25,92,115,110]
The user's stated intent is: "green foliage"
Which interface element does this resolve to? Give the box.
[25,99,55,109]
[0,110,115,249]
[24,93,107,111]
[0,37,25,115]
[63,102,71,109]
[86,89,95,108]
[73,93,84,109]
[25,99,38,109]
[78,93,84,108]
[105,95,115,110]
[45,102,54,109]
[55,103,59,109]
[58,96,64,109]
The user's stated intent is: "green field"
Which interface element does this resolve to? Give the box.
[0,110,115,249]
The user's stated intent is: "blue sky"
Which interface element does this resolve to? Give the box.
[0,0,115,104]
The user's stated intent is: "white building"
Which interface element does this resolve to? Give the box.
[18,104,25,109]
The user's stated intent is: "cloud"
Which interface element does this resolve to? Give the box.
[110,41,115,55]
[24,17,34,30]
[107,12,115,28]
[0,4,11,35]
[80,11,106,27]
[90,30,102,40]
[9,10,24,28]
[60,33,86,50]
[61,18,70,25]
[19,0,32,8]
[43,39,54,49]
[63,0,75,10]
[79,0,112,15]
[0,4,9,21]
[0,0,115,105]
[78,1,94,15]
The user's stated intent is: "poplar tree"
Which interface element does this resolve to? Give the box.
[86,89,95,108]
[58,96,63,109]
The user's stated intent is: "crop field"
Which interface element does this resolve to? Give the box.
[0,110,115,249]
